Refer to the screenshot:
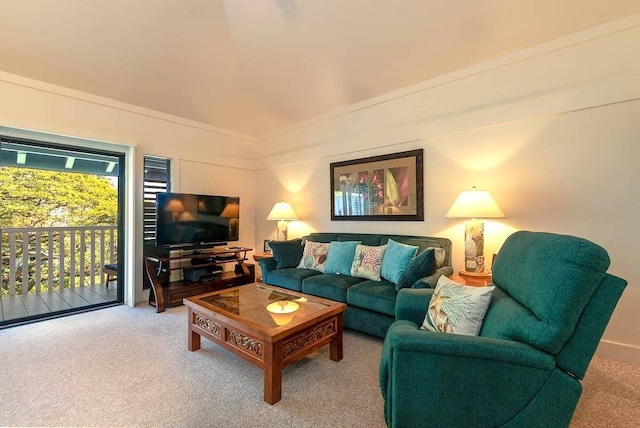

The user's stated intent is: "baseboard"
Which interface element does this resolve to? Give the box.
[596,340,640,364]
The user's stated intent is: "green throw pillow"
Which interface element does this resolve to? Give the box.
[324,241,361,275]
[381,239,419,285]
[269,239,303,269]
[395,247,438,290]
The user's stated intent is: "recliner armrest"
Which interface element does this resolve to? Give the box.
[395,289,433,324]
[380,321,560,428]
[387,320,554,369]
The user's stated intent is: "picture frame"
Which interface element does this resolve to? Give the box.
[330,149,424,221]
[263,239,273,253]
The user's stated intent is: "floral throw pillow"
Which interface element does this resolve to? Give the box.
[421,276,495,336]
[350,244,387,281]
[297,241,330,272]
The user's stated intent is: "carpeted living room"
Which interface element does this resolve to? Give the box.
[1,1,640,427]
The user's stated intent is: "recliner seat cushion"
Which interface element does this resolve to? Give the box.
[483,231,610,353]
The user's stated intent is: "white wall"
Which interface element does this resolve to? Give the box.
[1,15,638,362]
[254,18,640,362]
[0,71,257,305]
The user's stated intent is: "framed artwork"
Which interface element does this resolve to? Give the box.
[263,239,273,253]
[330,149,424,221]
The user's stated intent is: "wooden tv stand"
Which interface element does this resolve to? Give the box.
[145,246,254,313]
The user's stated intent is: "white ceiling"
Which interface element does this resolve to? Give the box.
[1,0,639,137]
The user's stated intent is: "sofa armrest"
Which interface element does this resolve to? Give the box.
[258,257,277,283]
[411,266,453,289]
[395,288,433,324]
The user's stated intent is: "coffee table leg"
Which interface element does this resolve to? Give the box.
[188,308,201,351]
[264,341,283,404]
[330,314,344,361]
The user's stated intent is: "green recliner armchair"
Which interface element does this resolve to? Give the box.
[379,231,627,428]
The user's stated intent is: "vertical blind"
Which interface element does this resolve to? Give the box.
[143,156,171,244]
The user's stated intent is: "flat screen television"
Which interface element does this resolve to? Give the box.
[155,192,240,248]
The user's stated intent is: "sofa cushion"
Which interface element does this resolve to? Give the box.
[304,233,339,243]
[381,239,418,286]
[302,274,364,302]
[266,268,321,291]
[396,247,438,290]
[338,234,383,246]
[297,241,330,272]
[324,241,360,275]
[347,279,398,317]
[270,239,303,269]
[351,244,387,281]
[420,276,495,336]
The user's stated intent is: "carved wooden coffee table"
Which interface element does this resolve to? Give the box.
[184,283,346,404]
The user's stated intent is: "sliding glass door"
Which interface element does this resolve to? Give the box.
[0,137,125,327]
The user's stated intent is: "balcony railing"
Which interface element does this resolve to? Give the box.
[1,226,118,297]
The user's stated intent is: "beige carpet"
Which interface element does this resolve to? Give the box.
[0,304,637,427]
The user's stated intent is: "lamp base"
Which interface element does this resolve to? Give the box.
[277,220,288,241]
[459,270,492,278]
[464,218,486,273]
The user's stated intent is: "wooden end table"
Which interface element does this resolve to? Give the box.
[184,283,346,404]
[449,273,493,287]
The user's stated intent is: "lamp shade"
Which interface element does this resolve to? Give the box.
[220,202,240,218]
[164,198,185,213]
[266,301,299,326]
[446,187,505,219]
[267,202,298,221]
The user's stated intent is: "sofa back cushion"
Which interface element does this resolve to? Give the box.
[269,239,303,269]
[481,231,610,354]
[303,233,452,266]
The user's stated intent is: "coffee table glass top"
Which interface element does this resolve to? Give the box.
[195,284,333,329]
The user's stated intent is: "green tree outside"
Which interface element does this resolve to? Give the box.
[1,167,119,296]
[0,167,117,227]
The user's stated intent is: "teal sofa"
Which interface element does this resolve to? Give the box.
[379,231,627,427]
[258,233,453,338]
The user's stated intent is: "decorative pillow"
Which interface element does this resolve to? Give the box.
[396,248,438,290]
[297,241,330,272]
[269,239,303,269]
[381,239,418,285]
[350,244,387,281]
[324,241,360,275]
[429,247,446,268]
[420,276,495,336]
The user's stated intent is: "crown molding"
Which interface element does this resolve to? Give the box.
[256,12,640,141]
[0,70,256,142]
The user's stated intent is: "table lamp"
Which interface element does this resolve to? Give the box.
[266,301,299,326]
[221,201,240,237]
[446,187,505,277]
[267,201,298,241]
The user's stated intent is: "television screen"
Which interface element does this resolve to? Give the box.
[155,193,239,247]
